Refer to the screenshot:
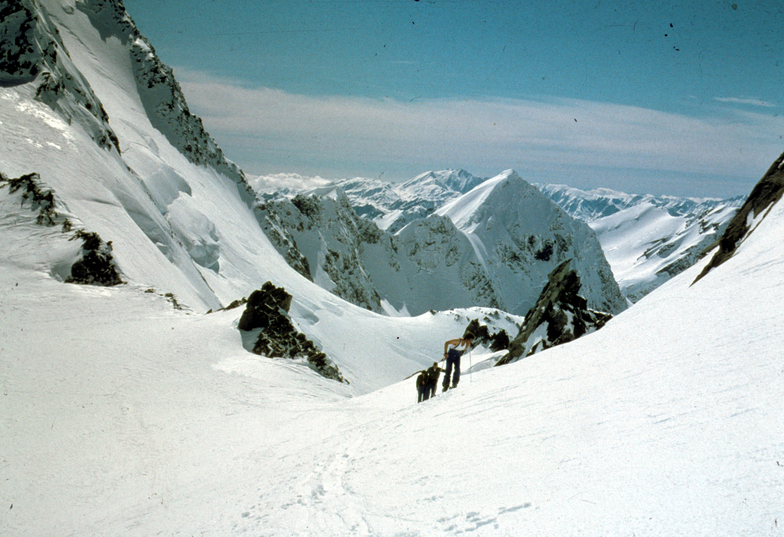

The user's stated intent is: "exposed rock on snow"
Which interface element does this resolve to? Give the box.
[239,282,345,383]
[254,192,385,312]
[0,171,122,286]
[694,150,784,284]
[496,259,612,366]
[0,0,120,152]
[66,229,123,286]
[0,171,68,229]
[464,318,510,352]
[538,183,743,301]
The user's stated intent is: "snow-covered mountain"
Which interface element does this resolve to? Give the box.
[254,169,486,235]
[306,169,488,234]
[276,171,742,303]
[4,1,784,535]
[255,170,627,316]
[2,0,508,391]
[537,184,744,301]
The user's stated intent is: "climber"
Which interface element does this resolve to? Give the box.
[416,370,429,402]
[425,362,444,399]
[441,333,474,392]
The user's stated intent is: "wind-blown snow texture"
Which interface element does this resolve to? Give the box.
[2,1,783,535]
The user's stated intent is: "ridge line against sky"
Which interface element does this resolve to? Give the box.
[122,0,784,198]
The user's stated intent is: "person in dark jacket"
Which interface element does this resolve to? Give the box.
[416,371,429,402]
[425,362,443,399]
[441,333,474,392]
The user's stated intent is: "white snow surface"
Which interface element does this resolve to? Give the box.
[4,171,784,536]
[2,1,783,535]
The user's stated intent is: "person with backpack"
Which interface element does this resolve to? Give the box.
[441,333,474,392]
[416,370,429,402]
[425,362,443,399]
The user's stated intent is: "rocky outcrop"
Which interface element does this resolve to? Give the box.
[0,0,120,152]
[238,282,345,383]
[694,150,784,284]
[1,171,122,286]
[67,230,123,286]
[496,259,611,366]
[254,192,385,312]
[464,318,510,352]
[0,172,70,230]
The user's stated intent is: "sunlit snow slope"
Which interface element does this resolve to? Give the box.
[2,0,783,535]
[6,136,784,536]
[4,153,784,535]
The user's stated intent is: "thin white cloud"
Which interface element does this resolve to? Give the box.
[176,69,784,195]
[714,97,776,108]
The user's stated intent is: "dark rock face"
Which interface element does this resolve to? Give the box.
[464,318,510,352]
[238,282,293,331]
[694,150,784,284]
[66,230,123,286]
[1,172,122,286]
[0,0,120,152]
[496,259,612,366]
[238,282,345,383]
[0,172,67,229]
[254,193,384,313]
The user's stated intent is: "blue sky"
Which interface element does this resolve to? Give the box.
[123,0,783,197]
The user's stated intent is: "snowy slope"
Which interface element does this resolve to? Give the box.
[3,1,783,534]
[435,170,626,315]
[4,156,784,536]
[0,0,531,391]
[538,183,743,300]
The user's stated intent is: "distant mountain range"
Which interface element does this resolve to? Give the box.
[255,170,626,317]
[254,170,743,303]
[536,184,744,301]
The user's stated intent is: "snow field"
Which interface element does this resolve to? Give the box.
[1,1,782,535]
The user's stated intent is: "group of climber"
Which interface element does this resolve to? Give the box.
[415,332,475,403]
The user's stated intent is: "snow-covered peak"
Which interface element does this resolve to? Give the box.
[537,182,744,223]
[399,168,487,199]
[431,170,627,315]
[436,169,544,232]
